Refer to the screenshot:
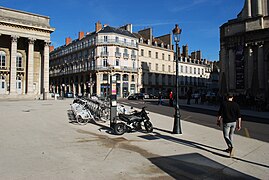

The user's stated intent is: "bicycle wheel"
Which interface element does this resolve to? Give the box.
[76,115,88,125]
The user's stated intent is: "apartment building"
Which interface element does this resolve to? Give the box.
[135,28,213,97]
[134,28,175,97]
[49,22,138,98]
[50,22,214,98]
[0,7,54,99]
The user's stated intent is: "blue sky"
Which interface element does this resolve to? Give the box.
[1,0,244,61]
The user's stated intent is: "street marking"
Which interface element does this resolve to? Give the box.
[244,128,250,138]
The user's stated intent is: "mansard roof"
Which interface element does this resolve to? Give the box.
[98,26,137,38]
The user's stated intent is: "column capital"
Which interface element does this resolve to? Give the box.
[11,35,19,43]
[44,40,51,46]
[28,37,36,44]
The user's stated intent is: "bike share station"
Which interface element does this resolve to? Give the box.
[70,74,153,135]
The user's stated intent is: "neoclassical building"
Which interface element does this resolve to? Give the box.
[220,0,269,103]
[0,7,54,99]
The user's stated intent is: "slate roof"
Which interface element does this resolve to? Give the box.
[98,26,137,38]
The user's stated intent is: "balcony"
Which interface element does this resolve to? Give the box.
[0,66,8,71]
[100,51,109,57]
[17,67,24,72]
[123,53,129,59]
[96,38,138,48]
[115,52,121,58]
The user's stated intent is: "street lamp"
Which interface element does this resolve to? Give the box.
[172,24,182,134]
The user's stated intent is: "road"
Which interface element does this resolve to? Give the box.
[118,98,269,143]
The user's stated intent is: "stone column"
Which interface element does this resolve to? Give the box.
[257,0,262,16]
[228,48,236,90]
[43,41,50,99]
[27,38,35,94]
[246,46,254,89]
[258,44,264,88]
[247,0,252,17]
[10,35,18,94]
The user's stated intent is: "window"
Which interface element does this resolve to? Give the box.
[1,76,5,88]
[116,47,120,53]
[162,64,165,71]
[198,68,200,74]
[104,36,108,42]
[149,62,151,70]
[16,53,23,68]
[0,51,6,67]
[103,59,107,67]
[181,65,183,73]
[155,52,158,59]
[202,69,204,75]
[185,66,188,73]
[115,36,119,43]
[103,46,108,53]
[103,74,108,80]
[190,67,192,74]
[141,49,144,56]
[131,75,135,81]
[124,38,127,44]
[115,59,119,66]
[168,55,171,61]
[194,67,196,74]
[168,65,171,72]
[162,53,164,60]
[156,64,158,71]
[132,60,136,69]
[149,51,151,58]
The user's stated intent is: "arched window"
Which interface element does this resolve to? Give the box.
[16,53,23,68]
[0,51,6,68]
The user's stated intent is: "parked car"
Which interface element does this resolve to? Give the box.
[128,93,148,100]
[149,93,158,99]
[65,92,74,98]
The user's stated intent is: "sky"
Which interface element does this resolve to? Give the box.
[1,0,245,61]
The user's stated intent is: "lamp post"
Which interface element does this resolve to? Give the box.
[172,24,182,134]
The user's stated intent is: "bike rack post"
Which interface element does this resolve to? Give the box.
[110,94,117,128]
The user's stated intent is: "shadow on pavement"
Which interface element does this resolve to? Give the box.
[142,127,269,170]
[148,153,258,179]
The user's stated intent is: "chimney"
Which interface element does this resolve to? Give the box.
[95,21,102,32]
[65,37,72,46]
[182,44,188,57]
[191,51,197,60]
[197,50,202,60]
[49,45,54,52]
[78,31,84,40]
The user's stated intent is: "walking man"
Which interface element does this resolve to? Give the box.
[217,92,242,157]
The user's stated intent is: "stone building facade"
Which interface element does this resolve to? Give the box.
[220,0,269,103]
[49,22,213,98]
[49,22,139,98]
[0,7,54,99]
[134,27,212,97]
